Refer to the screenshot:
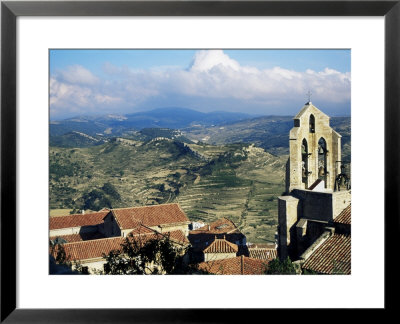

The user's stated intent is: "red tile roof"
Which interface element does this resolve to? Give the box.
[53,228,189,262]
[50,234,83,243]
[166,230,190,245]
[111,203,189,230]
[203,237,238,253]
[190,218,240,235]
[248,248,277,260]
[334,204,351,225]
[57,236,125,261]
[302,234,351,274]
[49,211,109,230]
[50,232,106,243]
[198,256,268,275]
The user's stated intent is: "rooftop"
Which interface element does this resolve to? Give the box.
[49,232,106,243]
[49,210,110,230]
[302,234,351,274]
[293,102,329,121]
[198,256,268,275]
[111,203,189,230]
[334,204,351,225]
[203,237,238,254]
[53,228,189,261]
[190,217,240,235]
[248,247,277,260]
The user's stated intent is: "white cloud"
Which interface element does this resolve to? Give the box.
[190,50,240,72]
[57,65,99,85]
[50,50,351,119]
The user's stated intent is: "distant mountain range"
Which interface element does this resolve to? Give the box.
[50,107,252,137]
[49,107,350,161]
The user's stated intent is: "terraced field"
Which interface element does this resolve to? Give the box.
[178,145,286,243]
[50,140,286,243]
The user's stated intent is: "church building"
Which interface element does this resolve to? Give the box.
[277,101,351,273]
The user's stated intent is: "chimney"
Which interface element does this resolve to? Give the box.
[82,209,85,215]
[241,255,244,274]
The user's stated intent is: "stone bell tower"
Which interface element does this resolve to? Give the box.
[278,101,350,261]
[288,101,342,192]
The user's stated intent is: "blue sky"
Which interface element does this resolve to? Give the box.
[50,49,351,119]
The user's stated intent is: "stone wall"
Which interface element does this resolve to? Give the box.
[153,223,190,236]
[291,189,334,222]
[277,195,299,260]
[204,252,237,262]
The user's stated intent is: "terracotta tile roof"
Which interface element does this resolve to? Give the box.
[127,226,189,246]
[203,237,238,253]
[50,232,106,243]
[248,248,277,260]
[128,225,156,236]
[302,234,351,274]
[56,236,125,261]
[198,256,268,275]
[166,230,190,245]
[53,228,189,262]
[49,211,109,230]
[190,218,240,235]
[111,203,189,230]
[334,204,351,225]
[50,234,83,243]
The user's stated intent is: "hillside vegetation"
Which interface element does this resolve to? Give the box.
[50,140,286,243]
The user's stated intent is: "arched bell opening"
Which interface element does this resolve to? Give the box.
[309,114,315,133]
[301,138,309,188]
[318,137,328,187]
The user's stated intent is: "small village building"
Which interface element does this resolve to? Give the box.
[103,203,190,238]
[188,217,247,262]
[51,227,190,274]
[50,203,191,274]
[203,236,239,262]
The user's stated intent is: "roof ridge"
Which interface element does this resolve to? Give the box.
[112,203,178,211]
[50,210,108,218]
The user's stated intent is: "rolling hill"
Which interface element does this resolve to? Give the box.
[50,139,286,243]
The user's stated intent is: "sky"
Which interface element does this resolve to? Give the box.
[49,49,351,120]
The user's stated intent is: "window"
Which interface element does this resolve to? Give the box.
[309,114,315,133]
[301,138,309,187]
[318,137,328,186]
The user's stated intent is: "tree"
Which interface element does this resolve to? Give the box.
[102,233,189,275]
[49,242,86,274]
[102,182,121,200]
[265,257,297,274]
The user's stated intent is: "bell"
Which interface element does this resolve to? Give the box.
[318,166,325,177]
[318,146,324,154]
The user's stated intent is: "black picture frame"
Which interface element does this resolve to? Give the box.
[1,0,398,322]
